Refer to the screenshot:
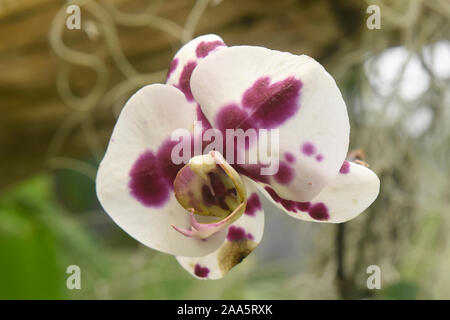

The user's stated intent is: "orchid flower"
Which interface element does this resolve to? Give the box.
[96,35,380,280]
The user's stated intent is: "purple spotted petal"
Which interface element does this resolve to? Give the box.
[191,45,350,203]
[196,40,225,58]
[260,161,379,223]
[166,34,227,105]
[96,84,228,257]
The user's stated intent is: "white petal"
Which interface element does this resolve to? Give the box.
[176,177,264,279]
[258,161,380,223]
[96,84,227,256]
[190,45,350,202]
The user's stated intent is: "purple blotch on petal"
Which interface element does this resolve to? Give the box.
[285,152,295,163]
[241,76,302,129]
[196,40,225,58]
[227,226,249,241]
[308,202,329,221]
[129,151,170,207]
[301,142,316,156]
[215,104,256,160]
[274,161,294,185]
[264,185,299,213]
[339,160,350,174]
[157,138,187,186]
[297,201,311,212]
[194,264,210,278]
[245,193,261,216]
[315,154,324,162]
[215,103,254,132]
[264,186,328,220]
[176,61,197,102]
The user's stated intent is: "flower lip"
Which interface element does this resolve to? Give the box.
[174,151,246,218]
[171,151,247,240]
[171,203,246,239]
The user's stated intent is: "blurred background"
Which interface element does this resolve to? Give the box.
[0,0,449,299]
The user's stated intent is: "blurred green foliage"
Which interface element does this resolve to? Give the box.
[0,178,63,299]
[0,175,108,299]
